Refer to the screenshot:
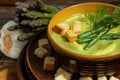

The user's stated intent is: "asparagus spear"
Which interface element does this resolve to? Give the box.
[15,2,30,9]
[78,33,120,44]
[77,7,120,50]
[34,0,59,13]
[40,5,59,13]
[83,17,114,50]
[83,16,118,50]
[78,27,104,38]
[29,19,50,27]
[7,25,20,31]
[84,26,110,50]
[17,33,35,41]
[20,19,50,27]
[21,11,55,19]
[78,16,118,38]
[101,33,120,40]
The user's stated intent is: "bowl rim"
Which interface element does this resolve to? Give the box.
[48,2,120,62]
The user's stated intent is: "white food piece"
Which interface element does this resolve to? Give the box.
[54,74,67,80]
[109,76,119,80]
[106,72,115,76]
[79,76,93,80]
[34,47,48,59]
[43,57,55,70]
[55,68,72,80]
[0,21,28,59]
[69,60,76,65]
[38,38,49,48]
[98,76,107,80]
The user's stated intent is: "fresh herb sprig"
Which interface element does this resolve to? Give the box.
[84,7,107,27]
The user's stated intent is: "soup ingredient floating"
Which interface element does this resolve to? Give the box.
[53,7,120,50]
[77,7,120,50]
[53,21,82,42]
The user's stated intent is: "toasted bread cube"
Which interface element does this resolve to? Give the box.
[53,23,70,35]
[109,76,119,80]
[38,38,50,50]
[65,30,77,42]
[106,72,115,76]
[79,77,93,80]
[55,68,72,80]
[72,21,82,34]
[98,76,107,80]
[34,47,48,59]
[38,38,49,48]
[44,57,55,71]
[69,60,76,65]
[54,74,67,80]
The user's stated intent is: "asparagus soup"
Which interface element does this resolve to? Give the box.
[52,8,120,55]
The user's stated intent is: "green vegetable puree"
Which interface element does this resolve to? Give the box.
[52,14,120,55]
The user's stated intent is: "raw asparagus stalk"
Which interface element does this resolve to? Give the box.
[21,11,55,19]
[17,33,35,41]
[7,25,19,31]
[34,0,59,13]
[40,5,59,13]
[29,19,50,27]
[13,0,60,41]
[20,19,50,27]
[15,2,30,9]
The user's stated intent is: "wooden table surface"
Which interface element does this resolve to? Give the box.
[0,0,120,80]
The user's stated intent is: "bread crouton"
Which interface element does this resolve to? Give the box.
[98,76,107,80]
[72,21,82,34]
[38,38,49,48]
[34,47,48,59]
[43,57,55,71]
[79,76,93,80]
[65,30,77,42]
[69,60,76,65]
[54,74,67,80]
[53,23,70,35]
[55,68,72,80]
[109,76,119,80]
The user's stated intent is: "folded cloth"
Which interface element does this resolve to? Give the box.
[0,59,17,80]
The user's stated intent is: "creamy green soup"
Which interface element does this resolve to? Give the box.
[52,14,120,55]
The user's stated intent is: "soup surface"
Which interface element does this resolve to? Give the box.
[52,14,120,55]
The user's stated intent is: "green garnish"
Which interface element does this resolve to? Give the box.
[84,7,107,27]
[77,7,120,50]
